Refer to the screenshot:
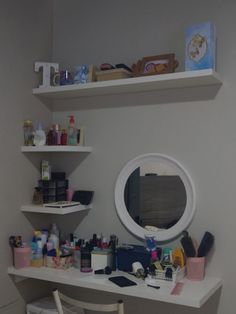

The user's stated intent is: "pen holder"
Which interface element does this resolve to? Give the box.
[14,247,31,269]
[186,257,205,281]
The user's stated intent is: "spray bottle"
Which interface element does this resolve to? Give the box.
[67,115,77,145]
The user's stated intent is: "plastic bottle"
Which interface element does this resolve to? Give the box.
[61,129,67,145]
[33,122,46,146]
[74,245,81,269]
[54,124,61,145]
[49,223,60,250]
[67,115,77,145]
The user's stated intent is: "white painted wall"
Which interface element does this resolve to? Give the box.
[51,1,236,313]
[0,1,53,313]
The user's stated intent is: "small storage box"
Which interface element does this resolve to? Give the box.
[117,245,151,272]
[96,69,132,81]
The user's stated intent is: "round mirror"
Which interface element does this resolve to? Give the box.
[114,154,196,242]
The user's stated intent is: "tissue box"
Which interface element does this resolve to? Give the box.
[91,250,112,271]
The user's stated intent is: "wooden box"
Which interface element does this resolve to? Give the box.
[95,69,132,81]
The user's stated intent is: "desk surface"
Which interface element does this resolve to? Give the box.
[8,266,222,308]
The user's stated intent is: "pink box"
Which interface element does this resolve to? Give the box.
[14,247,31,269]
[186,257,205,281]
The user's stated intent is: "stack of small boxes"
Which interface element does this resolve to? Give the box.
[38,172,68,203]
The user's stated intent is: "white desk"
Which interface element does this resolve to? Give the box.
[8,266,222,308]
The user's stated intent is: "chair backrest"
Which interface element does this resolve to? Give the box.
[53,289,124,314]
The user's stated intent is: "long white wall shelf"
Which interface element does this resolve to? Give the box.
[32,69,222,100]
[8,266,222,308]
[21,146,92,153]
[21,204,91,215]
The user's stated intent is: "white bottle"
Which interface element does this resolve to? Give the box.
[49,223,60,250]
[33,122,46,146]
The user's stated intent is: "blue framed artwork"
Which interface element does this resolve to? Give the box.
[185,22,216,71]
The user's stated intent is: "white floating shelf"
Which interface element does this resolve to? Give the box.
[7,266,222,308]
[32,69,222,100]
[21,204,91,215]
[21,145,92,153]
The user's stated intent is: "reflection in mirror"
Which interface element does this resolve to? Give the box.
[124,163,187,230]
[115,153,196,242]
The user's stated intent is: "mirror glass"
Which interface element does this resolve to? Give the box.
[115,154,196,242]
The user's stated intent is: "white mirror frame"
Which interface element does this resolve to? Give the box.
[114,153,196,242]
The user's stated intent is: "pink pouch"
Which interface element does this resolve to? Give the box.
[186,257,205,281]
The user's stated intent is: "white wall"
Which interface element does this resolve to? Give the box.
[0,1,53,312]
[51,1,233,313]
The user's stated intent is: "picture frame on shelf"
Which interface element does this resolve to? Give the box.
[185,22,216,71]
[132,54,178,77]
[74,64,95,84]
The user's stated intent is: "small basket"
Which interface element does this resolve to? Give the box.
[154,266,186,283]
[46,255,73,269]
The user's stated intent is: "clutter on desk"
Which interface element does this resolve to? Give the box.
[9,228,214,287]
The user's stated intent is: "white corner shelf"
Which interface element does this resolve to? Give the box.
[21,204,91,215]
[32,69,222,100]
[21,145,92,153]
[7,266,222,308]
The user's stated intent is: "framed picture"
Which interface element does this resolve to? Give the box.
[185,22,216,71]
[140,54,176,76]
[74,64,95,84]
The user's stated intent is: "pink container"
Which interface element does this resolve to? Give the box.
[14,247,31,269]
[66,188,75,201]
[186,257,205,281]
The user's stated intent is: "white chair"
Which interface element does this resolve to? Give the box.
[26,296,58,314]
[53,289,124,314]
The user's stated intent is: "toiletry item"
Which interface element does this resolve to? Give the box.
[54,124,61,145]
[80,247,92,272]
[33,122,46,146]
[46,128,54,145]
[172,247,185,268]
[50,223,60,238]
[41,160,51,181]
[197,231,214,257]
[180,231,196,257]
[162,247,172,264]
[110,234,117,271]
[61,129,67,145]
[49,223,60,250]
[67,115,77,145]
[74,246,81,269]
[23,120,34,146]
